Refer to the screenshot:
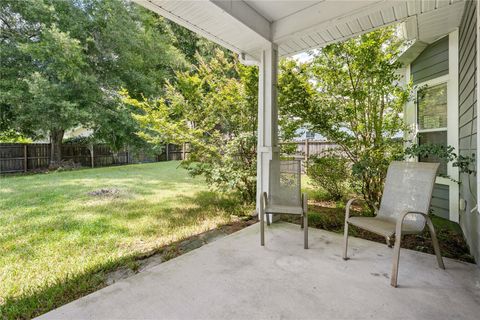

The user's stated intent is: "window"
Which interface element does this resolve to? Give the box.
[416,83,448,174]
[417,83,448,130]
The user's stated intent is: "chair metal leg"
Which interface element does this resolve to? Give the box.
[390,231,403,287]
[386,236,393,248]
[260,205,265,246]
[266,214,271,226]
[301,193,306,229]
[303,213,308,249]
[425,216,445,269]
[343,222,349,260]
[302,193,308,248]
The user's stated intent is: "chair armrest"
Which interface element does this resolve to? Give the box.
[395,211,428,235]
[261,192,268,211]
[345,198,378,222]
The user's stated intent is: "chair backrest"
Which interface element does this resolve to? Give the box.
[378,161,439,232]
[269,159,302,207]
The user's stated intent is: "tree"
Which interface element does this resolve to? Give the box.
[125,49,259,202]
[18,25,98,163]
[281,28,410,209]
[0,0,184,164]
[167,21,233,67]
[278,58,316,148]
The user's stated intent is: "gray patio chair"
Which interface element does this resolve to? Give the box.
[260,159,308,249]
[343,161,445,287]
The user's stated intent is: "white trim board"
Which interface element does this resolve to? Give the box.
[448,29,460,223]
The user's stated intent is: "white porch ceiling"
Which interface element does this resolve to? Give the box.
[135,0,467,60]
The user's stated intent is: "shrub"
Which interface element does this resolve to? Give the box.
[307,155,350,201]
[183,132,257,203]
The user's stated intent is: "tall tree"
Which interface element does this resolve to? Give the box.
[19,25,98,163]
[282,28,410,208]
[167,21,232,67]
[1,1,98,163]
[0,0,184,163]
[278,59,315,142]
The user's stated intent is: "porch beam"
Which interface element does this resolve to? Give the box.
[210,0,271,42]
[256,43,279,214]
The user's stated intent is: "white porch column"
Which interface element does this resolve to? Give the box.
[256,43,280,214]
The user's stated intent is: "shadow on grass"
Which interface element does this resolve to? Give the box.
[0,190,254,320]
[0,181,246,256]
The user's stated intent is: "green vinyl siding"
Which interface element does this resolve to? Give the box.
[458,0,479,263]
[431,184,450,219]
[411,36,449,85]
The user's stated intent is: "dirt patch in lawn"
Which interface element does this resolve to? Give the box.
[87,188,122,197]
[281,199,475,264]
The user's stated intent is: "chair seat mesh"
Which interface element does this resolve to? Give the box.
[268,160,302,212]
[376,161,440,233]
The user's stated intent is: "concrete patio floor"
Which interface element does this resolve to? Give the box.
[39,222,480,319]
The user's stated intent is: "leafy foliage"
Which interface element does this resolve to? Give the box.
[405,144,477,176]
[0,129,32,143]
[307,155,350,200]
[278,59,313,141]
[281,27,410,209]
[124,50,259,202]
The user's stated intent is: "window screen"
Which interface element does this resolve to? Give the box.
[417,83,447,130]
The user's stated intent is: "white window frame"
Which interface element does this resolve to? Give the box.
[415,79,448,143]
[415,75,448,127]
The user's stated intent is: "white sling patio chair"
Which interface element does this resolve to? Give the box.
[260,159,308,249]
[343,161,445,287]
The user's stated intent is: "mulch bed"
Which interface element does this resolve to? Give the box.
[281,199,476,264]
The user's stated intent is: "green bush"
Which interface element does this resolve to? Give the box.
[307,155,350,201]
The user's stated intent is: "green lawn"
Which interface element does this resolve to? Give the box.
[0,162,251,319]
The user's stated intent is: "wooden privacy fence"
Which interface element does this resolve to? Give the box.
[157,141,332,162]
[280,140,340,172]
[0,142,191,174]
[0,143,129,173]
[158,143,190,161]
[0,140,332,174]
[280,140,339,160]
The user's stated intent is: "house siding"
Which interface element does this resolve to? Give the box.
[431,184,450,219]
[411,36,449,84]
[458,0,479,263]
[411,37,450,219]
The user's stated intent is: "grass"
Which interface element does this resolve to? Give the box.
[0,162,252,319]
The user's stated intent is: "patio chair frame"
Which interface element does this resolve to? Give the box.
[260,192,308,249]
[342,162,445,287]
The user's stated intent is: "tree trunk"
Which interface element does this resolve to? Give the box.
[88,143,94,168]
[49,129,65,166]
[112,151,119,164]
